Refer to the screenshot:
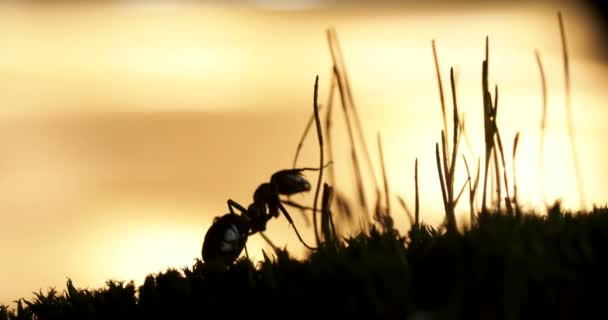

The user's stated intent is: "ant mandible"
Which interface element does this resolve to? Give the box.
[202,167,321,267]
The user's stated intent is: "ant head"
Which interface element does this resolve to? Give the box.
[271,169,312,196]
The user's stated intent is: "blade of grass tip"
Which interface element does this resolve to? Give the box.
[312,75,323,246]
[433,40,449,156]
[378,132,391,216]
[558,11,586,209]
[535,50,548,204]
[397,196,414,226]
[415,158,420,225]
[512,132,521,214]
[330,28,380,195]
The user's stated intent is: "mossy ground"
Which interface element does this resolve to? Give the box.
[2,205,606,320]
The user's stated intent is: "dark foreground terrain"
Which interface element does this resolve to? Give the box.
[2,205,607,320]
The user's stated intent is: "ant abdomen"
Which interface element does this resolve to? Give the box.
[202,213,248,266]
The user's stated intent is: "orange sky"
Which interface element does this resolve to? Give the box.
[0,1,607,304]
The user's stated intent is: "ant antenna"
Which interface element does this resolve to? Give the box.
[295,161,333,173]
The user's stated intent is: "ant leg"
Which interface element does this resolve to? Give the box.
[227,199,248,215]
[281,199,313,226]
[278,203,316,250]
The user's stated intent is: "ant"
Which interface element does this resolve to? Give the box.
[202,167,323,267]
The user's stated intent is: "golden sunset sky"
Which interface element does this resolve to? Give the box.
[0,0,607,304]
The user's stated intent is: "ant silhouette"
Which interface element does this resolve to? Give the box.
[202,167,324,266]
[203,75,327,267]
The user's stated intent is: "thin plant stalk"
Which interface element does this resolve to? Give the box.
[330,62,369,222]
[320,183,336,243]
[535,50,548,204]
[463,156,481,224]
[415,158,419,225]
[481,36,498,213]
[324,72,337,186]
[558,12,586,209]
[312,75,323,246]
[433,40,449,158]
[378,133,391,215]
[512,132,521,215]
[328,28,380,195]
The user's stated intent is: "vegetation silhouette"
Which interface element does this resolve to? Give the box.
[2,204,608,319]
[1,10,605,320]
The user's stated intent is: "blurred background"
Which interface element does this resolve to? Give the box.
[0,0,606,304]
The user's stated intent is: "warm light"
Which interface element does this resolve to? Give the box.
[0,0,606,305]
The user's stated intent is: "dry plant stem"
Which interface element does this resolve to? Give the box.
[463,156,475,224]
[324,73,337,186]
[327,29,375,219]
[331,64,370,222]
[493,145,501,211]
[312,75,323,246]
[558,12,586,209]
[449,68,460,186]
[433,40,449,157]
[492,85,504,211]
[321,183,336,243]
[495,129,513,214]
[535,50,548,204]
[512,132,521,214]
[441,132,450,196]
[481,36,495,212]
[415,158,419,225]
[448,68,462,211]
[329,28,380,194]
[435,143,452,230]
[378,133,391,215]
